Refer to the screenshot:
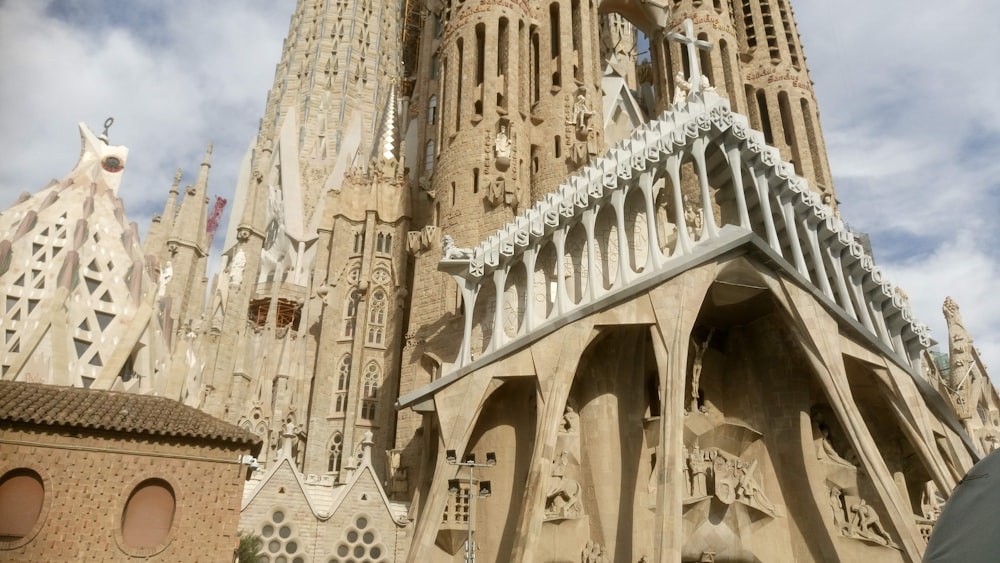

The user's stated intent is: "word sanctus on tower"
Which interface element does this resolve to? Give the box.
[1,0,996,562]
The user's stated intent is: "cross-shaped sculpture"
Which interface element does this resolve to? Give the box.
[668,18,714,94]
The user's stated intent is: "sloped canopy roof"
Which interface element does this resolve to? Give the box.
[0,380,260,449]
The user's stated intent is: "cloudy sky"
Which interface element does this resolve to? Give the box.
[1,0,998,371]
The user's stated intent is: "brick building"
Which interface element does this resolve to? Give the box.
[0,380,260,562]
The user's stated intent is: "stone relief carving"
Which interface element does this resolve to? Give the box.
[673,71,691,104]
[561,405,580,434]
[545,451,583,520]
[700,75,716,95]
[581,541,609,563]
[229,248,247,289]
[683,193,703,240]
[828,487,898,547]
[568,95,595,132]
[684,445,777,517]
[494,126,512,163]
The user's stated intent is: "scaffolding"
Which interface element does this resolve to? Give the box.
[248,298,302,330]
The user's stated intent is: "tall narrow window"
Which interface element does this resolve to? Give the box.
[549,3,561,87]
[428,95,438,125]
[801,99,826,189]
[456,38,464,131]
[778,92,801,174]
[519,20,528,110]
[720,39,736,112]
[571,0,583,82]
[741,0,756,50]
[498,18,509,111]
[343,290,360,337]
[475,23,485,116]
[760,0,779,61]
[531,26,540,103]
[697,33,713,86]
[778,0,800,69]
[335,354,352,413]
[366,289,386,346]
[745,84,759,129]
[353,232,364,253]
[361,362,382,420]
[424,140,435,173]
[756,90,773,143]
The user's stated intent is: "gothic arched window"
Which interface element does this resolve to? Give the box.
[361,362,381,420]
[343,289,360,337]
[366,290,387,346]
[328,432,343,472]
[334,354,351,414]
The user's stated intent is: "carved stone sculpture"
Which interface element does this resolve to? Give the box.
[229,248,247,289]
[441,235,473,260]
[545,451,583,520]
[568,95,595,132]
[561,405,580,434]
[673,71,691,104]
[688,445,710,498]
[849,499,893,546]
[582,541,609,563]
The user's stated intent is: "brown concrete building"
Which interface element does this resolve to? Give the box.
[0,380,260,562]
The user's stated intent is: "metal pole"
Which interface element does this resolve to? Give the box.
[467,463,475,563]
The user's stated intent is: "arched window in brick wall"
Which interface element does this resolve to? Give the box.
[121,479,175,549]
[0,468,44,542]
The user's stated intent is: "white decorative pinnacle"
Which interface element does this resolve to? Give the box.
[668,19,714,94]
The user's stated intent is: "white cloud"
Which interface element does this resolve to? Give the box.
[1,1,997,373]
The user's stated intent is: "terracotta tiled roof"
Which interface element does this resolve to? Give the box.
[0,380,260,448]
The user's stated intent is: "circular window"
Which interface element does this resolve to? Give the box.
[329,514,389,563]
[101,155,125,173]
[121,479,175,550]
[347,530,358,542]
[259,509,303,561]
[356,516,367,529]
[0,468,45,543]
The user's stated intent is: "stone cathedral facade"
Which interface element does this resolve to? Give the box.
[2,0,998,562]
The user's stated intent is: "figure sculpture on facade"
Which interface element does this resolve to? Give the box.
[689,330,713,413]
[735,459,775,513]
[441,235,473,260]
[494,127,512,161]
[683,194,703,240]
[689,444,710,497]
[673,71,691,104]
[849,499,893,546]
[561,405,580,434]
[568,95,595,131]
[816,426,855,468]
[582,541,609,563]
[828,487,850,534]
[229,248,247,289]
[157,261,173,300]
[700,75,716,95]
[546,451,583,519]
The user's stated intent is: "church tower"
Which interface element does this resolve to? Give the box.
[189,0,411,479]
